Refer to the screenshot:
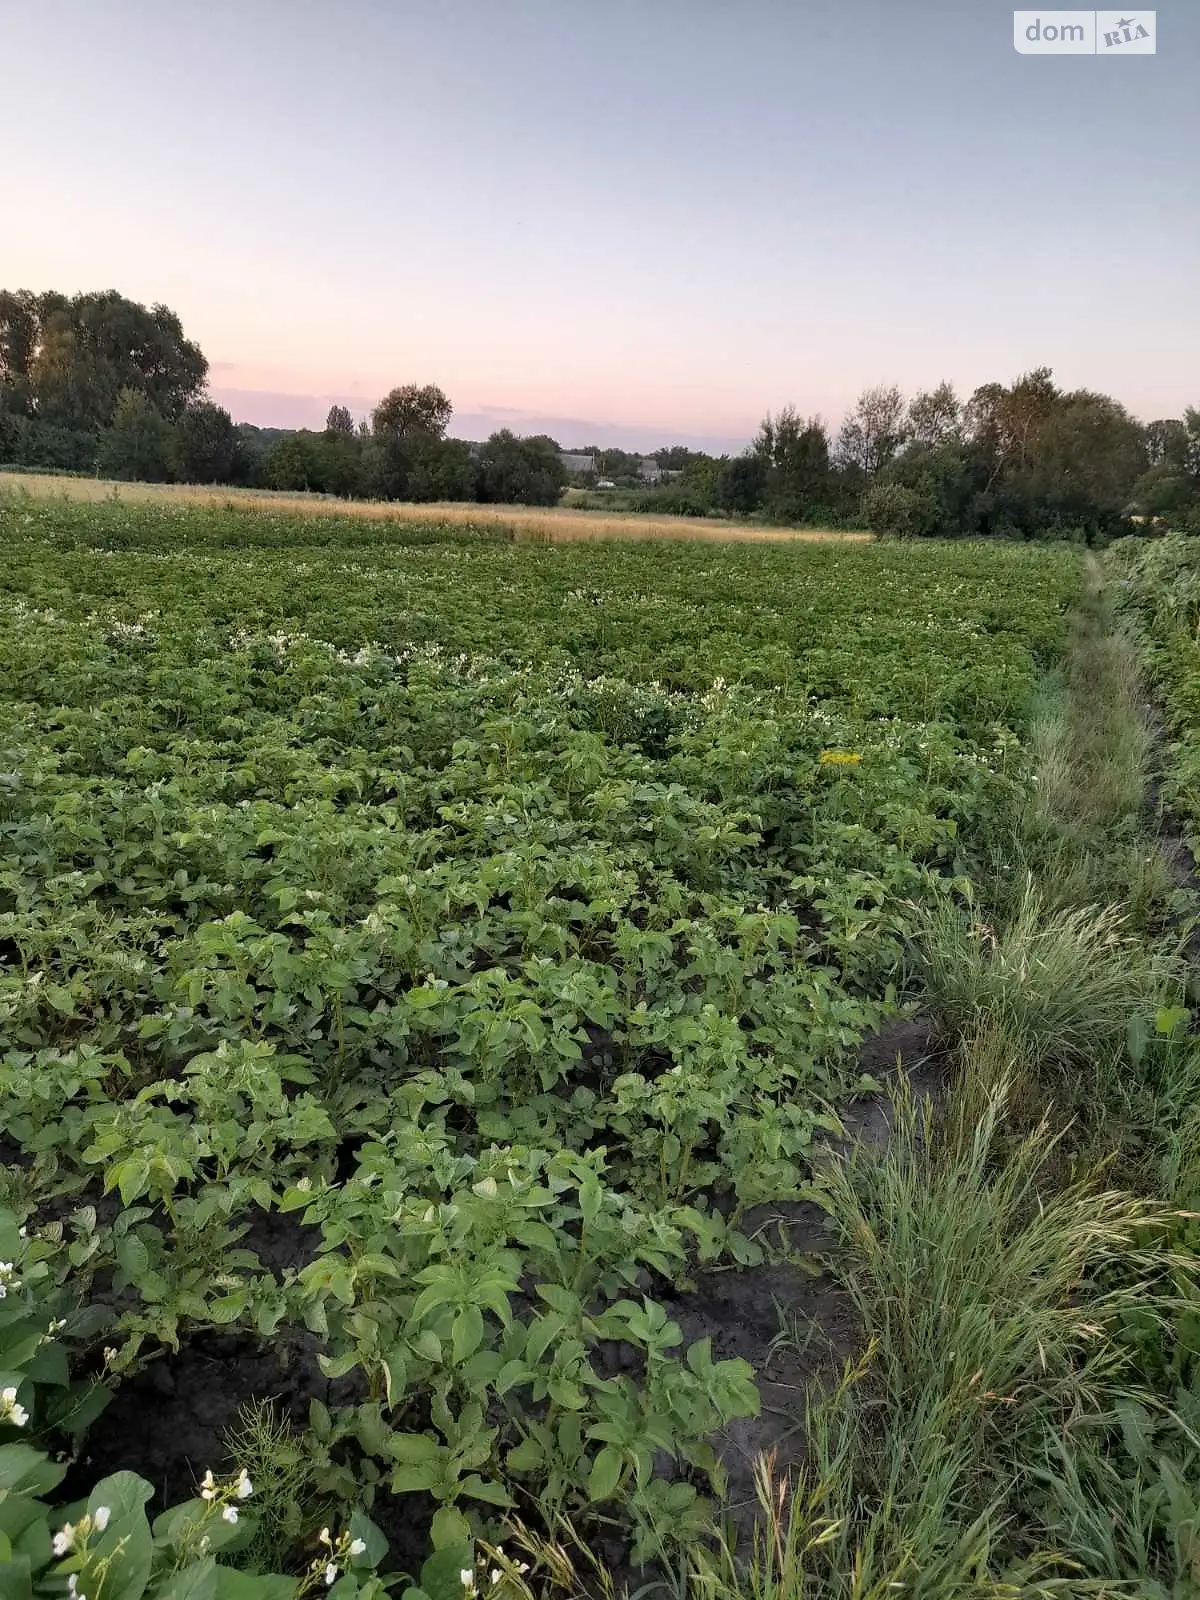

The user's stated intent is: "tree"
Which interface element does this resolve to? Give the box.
[97,388,171,481]
[172,400,237,483]
[654,445,699,471]
[870,442,980,537]
[1129,463,1195,518]
[325,404,355,437]
[372,384,452,440]
[263,432,323,491]
[907,382,962,449]
[1144,418,1191,469]
[370,383,453,499]
[407,437,476,502]
[964,367,1060,487]
[475,431,566,505]
[1017,389,1146,534]
[317,432,365,497]
[754,407,832,521]
[835,385,907,476]
[594,447,643,485]
[1144,412,1200,485]
[715,453,768,515]
[0,290,39,414]
[9,290,207,433]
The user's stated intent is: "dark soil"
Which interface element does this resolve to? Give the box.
[62,1328,359,1506]
[837,1016,943,1151]
[662,1014,943,1545]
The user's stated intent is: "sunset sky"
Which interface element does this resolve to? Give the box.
[5,0,1197,450]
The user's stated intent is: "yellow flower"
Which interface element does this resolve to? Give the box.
[818,750,863,766]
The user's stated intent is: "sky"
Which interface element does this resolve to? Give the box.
[4,0,1198,450]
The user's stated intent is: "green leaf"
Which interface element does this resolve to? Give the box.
[494,1360,532,1396]
[213,1571,296,1600]
[546,1376,585,1410]
[348,1507,389,1565]
[459,1474,512,1507]
[534,1284,579,1317]
[506,1436,543,1473]
[451,1306,485,1365]
[117,1234,150,1279]
[23,1343,69,1388]
[0,1220,20,1264]
[578,1175,602,1226]
[417,1548,477,1600]
[115,1160,151,1206]
[411,1330,443,1364]
[0,1556,32,1600]
[155,1561,220,1600]
[428,1505,472,1552]
[392,1462,441,1493]
[0,1443,64,1496]
[381,1347,408,1407]
[522,1314,564,1366]
[389,1433,443,1464]
[587,1445,624,1503]
[88,1471,154,1600]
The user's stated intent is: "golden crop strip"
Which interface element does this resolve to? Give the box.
[0,471,870,545]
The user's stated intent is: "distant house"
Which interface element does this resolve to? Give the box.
[638,457,662,484]
[560,452,596,476]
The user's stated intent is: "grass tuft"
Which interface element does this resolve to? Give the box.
[916,878,1170,1085]
[687,1086,1166,1598]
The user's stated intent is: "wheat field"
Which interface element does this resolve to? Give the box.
[0,471,868,544]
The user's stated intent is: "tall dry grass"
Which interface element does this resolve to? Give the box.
[0,472,867,545]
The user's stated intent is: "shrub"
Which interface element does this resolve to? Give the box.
[860,480,938,538]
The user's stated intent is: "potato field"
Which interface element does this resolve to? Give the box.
[0,497,1100,1596]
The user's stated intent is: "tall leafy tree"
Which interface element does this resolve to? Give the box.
[370,383,453,498]
[263,432,323,491]
[835,385,907,476]
[172,400,237,483]
[907,382,962,449]
[476,431,566,505]
[97,388,171,481]
[4,290,207,432]
[715,453,768,515]
[965,367,1060,487]
[1018,389,1147,529]
[324,404,355,437]
[754,407,832,520]
[372,384,452,440]
[0,290,39,413]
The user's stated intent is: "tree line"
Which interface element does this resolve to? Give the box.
[0,291,567,506]
[3,288,1198,538]
[705,377,1200,541]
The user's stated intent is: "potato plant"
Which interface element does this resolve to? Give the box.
[0,496,1079,1571]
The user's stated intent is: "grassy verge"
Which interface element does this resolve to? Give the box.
[681,559,1200,1598]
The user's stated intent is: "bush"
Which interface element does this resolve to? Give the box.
[860,481,938,539]
[622,485,716,517]
[7,417,97,472]
[475,431,565,506]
